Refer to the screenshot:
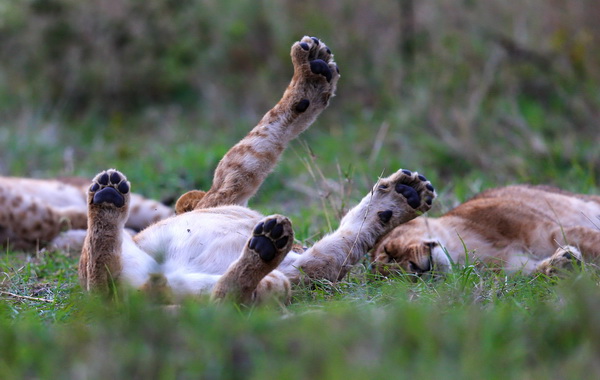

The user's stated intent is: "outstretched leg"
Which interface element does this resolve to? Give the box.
[176,36,340,213]
[79,169,131,293]
[280,169,436,283]
[211,215,294,304]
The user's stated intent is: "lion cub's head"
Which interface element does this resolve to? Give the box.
[371,218,450,277]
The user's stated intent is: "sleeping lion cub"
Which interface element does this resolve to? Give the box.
[0,176,173,251]
[372,185,600,276]
[79,36,436,304]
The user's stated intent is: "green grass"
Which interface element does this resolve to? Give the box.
[3,249,600,379]
[2,97,600,379]
[2,0,600,377]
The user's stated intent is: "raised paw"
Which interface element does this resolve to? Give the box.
[88,169,130,209]
[372,169,436,228]
[249,215,294,262]
[289,36,340,111]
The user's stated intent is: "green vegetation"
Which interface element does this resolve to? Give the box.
[1,0,600,378]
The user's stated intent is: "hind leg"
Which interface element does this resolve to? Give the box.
[79,169,156,293]
[176,36,340,212]
[280,169,436,283]
[211,215,294,304]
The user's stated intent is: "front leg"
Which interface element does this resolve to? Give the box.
[176,36,340,212]
[211,215,294,304]
[79,169,131,293]
[281,169,436,283]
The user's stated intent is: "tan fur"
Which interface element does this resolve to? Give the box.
[372,185,600,276]
[79,37,436,304]
[175,190,206,214]
[0,176,174,251]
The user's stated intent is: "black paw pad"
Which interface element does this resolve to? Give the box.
[295,99,310,113]
[98,173,109,185]
[118,181,130,194]
[310,59,332,82]
[563,252,574,261]
[253,222,264,235]
[311,37,320,46]
[110,171,122,184]
[395,184,421,209]
[378,210,393,223]
[249,236,277,262]
[264,218,277,233]
[92,187,125,207]
[300,42,309,51]
[270,223,284,239]
[401,169,412,176]
[90,183,100,192]
[424,195,433,205]
[418,175,427,181]
[275,236,289,249]
[426,183,434,192]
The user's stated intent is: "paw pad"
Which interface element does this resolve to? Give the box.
[249,217,291,262]
[295,99,310,113]
[376,169,437,219]
[395,183,421,209]
[90,169,129,207]
[378,210,393,223]
[309,59,332,82]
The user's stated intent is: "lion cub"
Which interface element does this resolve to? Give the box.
[79,36,436,304]
[372,185,600,276]
[0,176,173,251]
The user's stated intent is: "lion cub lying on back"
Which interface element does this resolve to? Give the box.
[79,36,436,304]
[372,185,600,276]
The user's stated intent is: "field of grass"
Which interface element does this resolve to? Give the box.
[2,0,600,378]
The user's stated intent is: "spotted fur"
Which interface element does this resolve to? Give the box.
[0,176,173,251]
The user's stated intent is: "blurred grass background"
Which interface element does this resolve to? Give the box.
[1,0,600,378]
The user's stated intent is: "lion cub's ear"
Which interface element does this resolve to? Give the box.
[175,190,207,214]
